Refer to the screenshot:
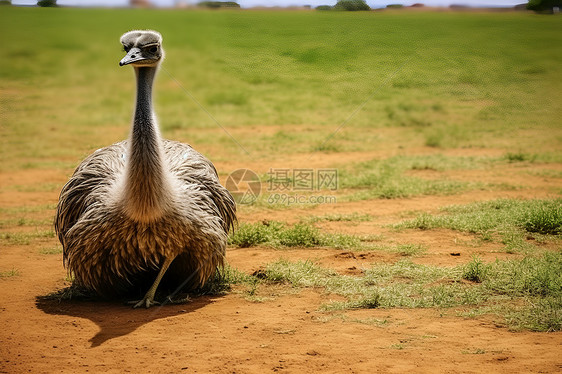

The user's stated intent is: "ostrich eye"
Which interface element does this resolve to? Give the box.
[123,46,130,52]
[149,46,158,54]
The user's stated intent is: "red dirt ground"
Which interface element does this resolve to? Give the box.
[1,155,561,373]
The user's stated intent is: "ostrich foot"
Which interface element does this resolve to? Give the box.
[128,255,177,309]
[128,294,160,309]
[127,286,160,308]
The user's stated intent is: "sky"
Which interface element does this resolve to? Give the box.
[12,0,526,8]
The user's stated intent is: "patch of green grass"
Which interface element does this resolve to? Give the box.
[262,259,335,286]
[460,253,562,331]
[325,292,383,310]
[10,183,60,193]
[485,252,562,298]
[424,130,444,148]
[0,217,52,228]
[305,212,372,223]
[345,178,471,201]
[197,264,257,295]
[314,313,389,326]
[504,152,536,163]
[0,205,55,215]
[322,233,363,250]
[228,221,362,250]
[384,102,433,128]
[278,223,323,247]
[526,169,562,179]
[205,90,248,107]
[463,256,490,283]
[405,154,494,171]
[522,201,562,235]
[0,269,20,278]
[504,296,562,332]
[250,252,562,331]
[462,348,487,355]
[228,221,284,248]
[394,198,562,252]
[312,141,342,153]
[460,253,562,332]
[39,246,63,255]
[262,258,477,310]
[339,154,497,200]
[392,244,428,257]
[0,230,55,245]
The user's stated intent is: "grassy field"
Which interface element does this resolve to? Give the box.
[1,7,562,372]
[1,8,561,167]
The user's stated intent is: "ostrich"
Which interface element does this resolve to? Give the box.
[55,30,236,308]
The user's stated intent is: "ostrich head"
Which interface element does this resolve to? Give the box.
[119,30,164,67]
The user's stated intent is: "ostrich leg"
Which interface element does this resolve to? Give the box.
[131,254,177,308]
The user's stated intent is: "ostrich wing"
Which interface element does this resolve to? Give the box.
[163,140,237,234]
[55,142,127,264]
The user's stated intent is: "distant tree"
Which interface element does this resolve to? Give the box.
[334,0,370,11]
[526,0,561,12]
[0,0,12,5]
[197,1,240,8]
[130,0,151,7]
[316,5,332,10]
[37,0,57,6]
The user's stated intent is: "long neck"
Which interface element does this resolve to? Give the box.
[121,66,172,222]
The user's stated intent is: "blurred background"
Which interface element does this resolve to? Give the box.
[1,1,560,174]
[8,0,543,9]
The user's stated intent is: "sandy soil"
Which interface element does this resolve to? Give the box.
[1,151,561,373]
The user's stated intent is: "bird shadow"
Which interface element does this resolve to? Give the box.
[35,291,218,348]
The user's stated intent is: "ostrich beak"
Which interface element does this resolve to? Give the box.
[119,47,146,66]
